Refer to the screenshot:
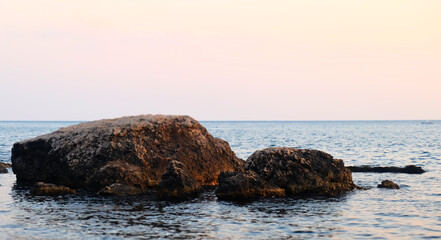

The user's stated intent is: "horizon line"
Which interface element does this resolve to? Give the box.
[0,119,439,122]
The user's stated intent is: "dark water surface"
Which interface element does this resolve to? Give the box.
[1,121,441,239]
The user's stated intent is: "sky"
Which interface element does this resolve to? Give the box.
[0,0,440,121]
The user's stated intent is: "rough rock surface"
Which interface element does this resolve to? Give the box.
[377,180,400,189]
[216,148,356,200]
[159,160,202,200]
[11,115,244,193]
[216,171,285,200]
[98,183,145,196]
[347,165,425,174]
[0,162,11,174]
[30,182,76,196]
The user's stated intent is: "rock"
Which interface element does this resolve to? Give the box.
[347,165,425,174]
[98,183,145,196]
[216,171,285,200]
[30,182,76,196]
[0,162,11,174]
[0,162,12,168]
[159,160,202,200]
[216,147,356,200]
[11,115,244,193]
[377,180,400,189]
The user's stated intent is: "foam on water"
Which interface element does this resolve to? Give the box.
[1,121,441,239]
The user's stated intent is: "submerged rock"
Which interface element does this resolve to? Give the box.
[347,165,425,174]
[216,148,356,200]
[98,183,144,196]
[159,160,202,200]
[377,180,400,189]
[30,182,76,196]
[12,115,244,194]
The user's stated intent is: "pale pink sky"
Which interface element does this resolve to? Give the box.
[1,0,440,121]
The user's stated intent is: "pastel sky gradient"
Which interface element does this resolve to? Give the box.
[1,0,440,121]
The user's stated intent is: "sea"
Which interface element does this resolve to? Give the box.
[0,120,440,239]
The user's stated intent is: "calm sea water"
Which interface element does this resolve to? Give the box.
[1,121,441,239]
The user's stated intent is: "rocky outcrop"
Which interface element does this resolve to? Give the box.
[159,160,202,200]
[216,148,356,200]
[11,115,244,194]
[377,180,400,189]
[347,165,425,174]
[98,183,145,196]
[0,162,11,174]
[30,182,76,196]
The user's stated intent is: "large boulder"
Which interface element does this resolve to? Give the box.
[216,147,356,200]
[11,115,244,193]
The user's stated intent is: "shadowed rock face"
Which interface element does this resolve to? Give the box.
[216,147,356,200]
[98,183,145,196]
[11,115,244,192]
[159,160,202,200]
[347,165,425,174]
[216,171,285,200]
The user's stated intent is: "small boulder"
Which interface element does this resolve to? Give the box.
[0,162,11,174]
[30,182,76,196]
[377,180,400,189]
[216,148,357,200]
[98,183,145,196]
[0,162,12,168]
[159,160,202,200]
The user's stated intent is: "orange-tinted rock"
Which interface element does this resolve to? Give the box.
[377,180,400,189]
[12,115,244,193]
[0,162,11,174]
[30,182,76,196]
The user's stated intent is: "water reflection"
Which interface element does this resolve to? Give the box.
[7,183,351,239]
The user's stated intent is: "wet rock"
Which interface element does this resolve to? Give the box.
[159,160,202,200]
[216,148,356,200]
[216,171,285,200]
[11,115,244,193]
[0,162,12,168]
[377,180,400,189]
[30,182,76,196]
[0,162,11,174]
[347,165,425,174]
[98,183,145,196]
